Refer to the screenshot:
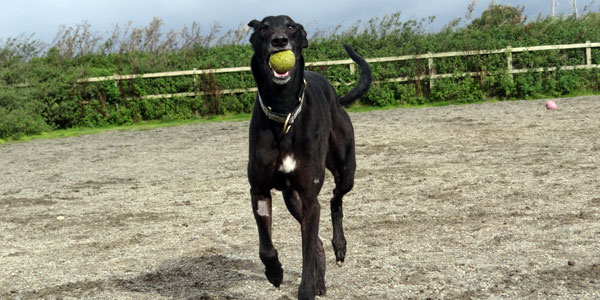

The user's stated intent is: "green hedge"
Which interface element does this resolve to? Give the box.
[2,5,600,140]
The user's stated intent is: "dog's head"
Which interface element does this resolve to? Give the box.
[248,15,308,85]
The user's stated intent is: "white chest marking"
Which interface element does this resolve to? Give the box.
[279,155,297,173]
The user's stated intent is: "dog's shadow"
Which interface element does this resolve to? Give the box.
[117,254,258,299]
[117,254,299,299]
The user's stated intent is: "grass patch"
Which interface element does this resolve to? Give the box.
[563,89,600,98]
[0,97,506,145]
[1,113,251,145]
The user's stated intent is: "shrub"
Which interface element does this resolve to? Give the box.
[430,77,484,103]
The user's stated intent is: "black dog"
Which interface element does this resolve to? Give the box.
[247,15,372,300]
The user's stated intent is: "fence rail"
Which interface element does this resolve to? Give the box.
[79,41,600,99]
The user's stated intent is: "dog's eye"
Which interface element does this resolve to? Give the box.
[288,25,295,31]
[259,26,268,33]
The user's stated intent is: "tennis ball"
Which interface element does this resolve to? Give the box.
[269,50,295,73]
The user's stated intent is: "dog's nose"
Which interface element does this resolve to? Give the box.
[271,35,288,48]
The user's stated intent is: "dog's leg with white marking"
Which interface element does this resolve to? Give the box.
[251,189,283,287]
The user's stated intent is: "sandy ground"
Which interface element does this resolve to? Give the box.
[1,96,599,300]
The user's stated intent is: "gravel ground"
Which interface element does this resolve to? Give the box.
[1,96,599,300]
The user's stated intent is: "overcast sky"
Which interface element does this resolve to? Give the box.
[1,0,598,44]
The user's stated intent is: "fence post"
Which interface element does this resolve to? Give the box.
[506,46,513,81]
[193,68,199,97]
[349,63,355,75]
[428,52,435,89]
[586,40,592,67]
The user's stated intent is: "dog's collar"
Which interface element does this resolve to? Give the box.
[258,79,307,134]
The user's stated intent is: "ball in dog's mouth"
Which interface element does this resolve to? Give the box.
[269,50,295,80]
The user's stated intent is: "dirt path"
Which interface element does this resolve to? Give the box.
[1,96,599,299]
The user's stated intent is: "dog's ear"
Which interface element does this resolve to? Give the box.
[248,19,261,45]
[248,19,260,30]
[298,24,308,48]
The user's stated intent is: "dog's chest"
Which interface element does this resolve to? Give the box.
[272,152,301,191]
[275,134,297,173]
[273,141,301,190]
[252,125,323,190]
[278,154,297,174]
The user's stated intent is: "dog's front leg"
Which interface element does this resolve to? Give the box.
[298,193,326,300]
[251,190,283,287]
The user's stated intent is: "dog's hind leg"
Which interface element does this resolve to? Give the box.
[251,189,284,287]
[326,140,356,266]
[330,167,354,265]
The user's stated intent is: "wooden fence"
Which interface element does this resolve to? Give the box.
[79,41,600,100]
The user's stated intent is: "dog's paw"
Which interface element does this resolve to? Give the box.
[298,288,316,300]
[260,250,284,287]
[315,276,326,296]
[332,237,347,265]
[263,259,283,287]
[316,287,326,296]
[265,264,283,287]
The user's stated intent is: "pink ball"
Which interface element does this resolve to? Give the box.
[545,100,558,110]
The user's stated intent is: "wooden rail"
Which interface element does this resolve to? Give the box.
[79,41,600,99]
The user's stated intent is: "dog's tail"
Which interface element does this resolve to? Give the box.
[339,44,373,106]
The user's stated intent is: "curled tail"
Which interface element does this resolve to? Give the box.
[339,44,373,106]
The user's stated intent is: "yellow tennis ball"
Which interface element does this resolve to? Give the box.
[269,50,295,73]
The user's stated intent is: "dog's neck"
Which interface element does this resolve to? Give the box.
[251,55,306,115]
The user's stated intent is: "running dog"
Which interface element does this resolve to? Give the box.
[247,15,372,300]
